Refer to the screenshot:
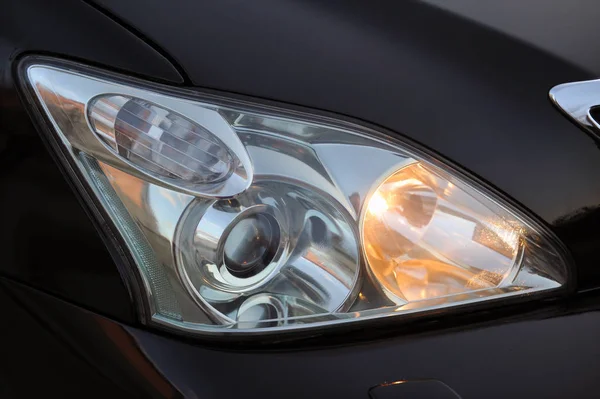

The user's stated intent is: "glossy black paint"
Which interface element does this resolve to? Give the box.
[1,0,600,398]
[0,277,174,398]
[3,276,600,399]
[369,380,461,399]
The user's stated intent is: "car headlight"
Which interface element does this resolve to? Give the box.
[20,57,570,335]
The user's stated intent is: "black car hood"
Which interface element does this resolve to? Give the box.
[92,0,600,228]
[426,0,600,76]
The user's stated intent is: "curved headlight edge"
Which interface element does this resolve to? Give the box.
[19,56,572,337]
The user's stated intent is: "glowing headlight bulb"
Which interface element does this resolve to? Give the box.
[362,163,521,304]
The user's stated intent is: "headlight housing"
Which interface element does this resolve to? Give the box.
[21,57,571,336]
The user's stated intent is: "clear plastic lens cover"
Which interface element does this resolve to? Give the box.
[89,95,236,184]
[23,59,571,335]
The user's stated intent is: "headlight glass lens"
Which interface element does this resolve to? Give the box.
[23,59,570,335]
